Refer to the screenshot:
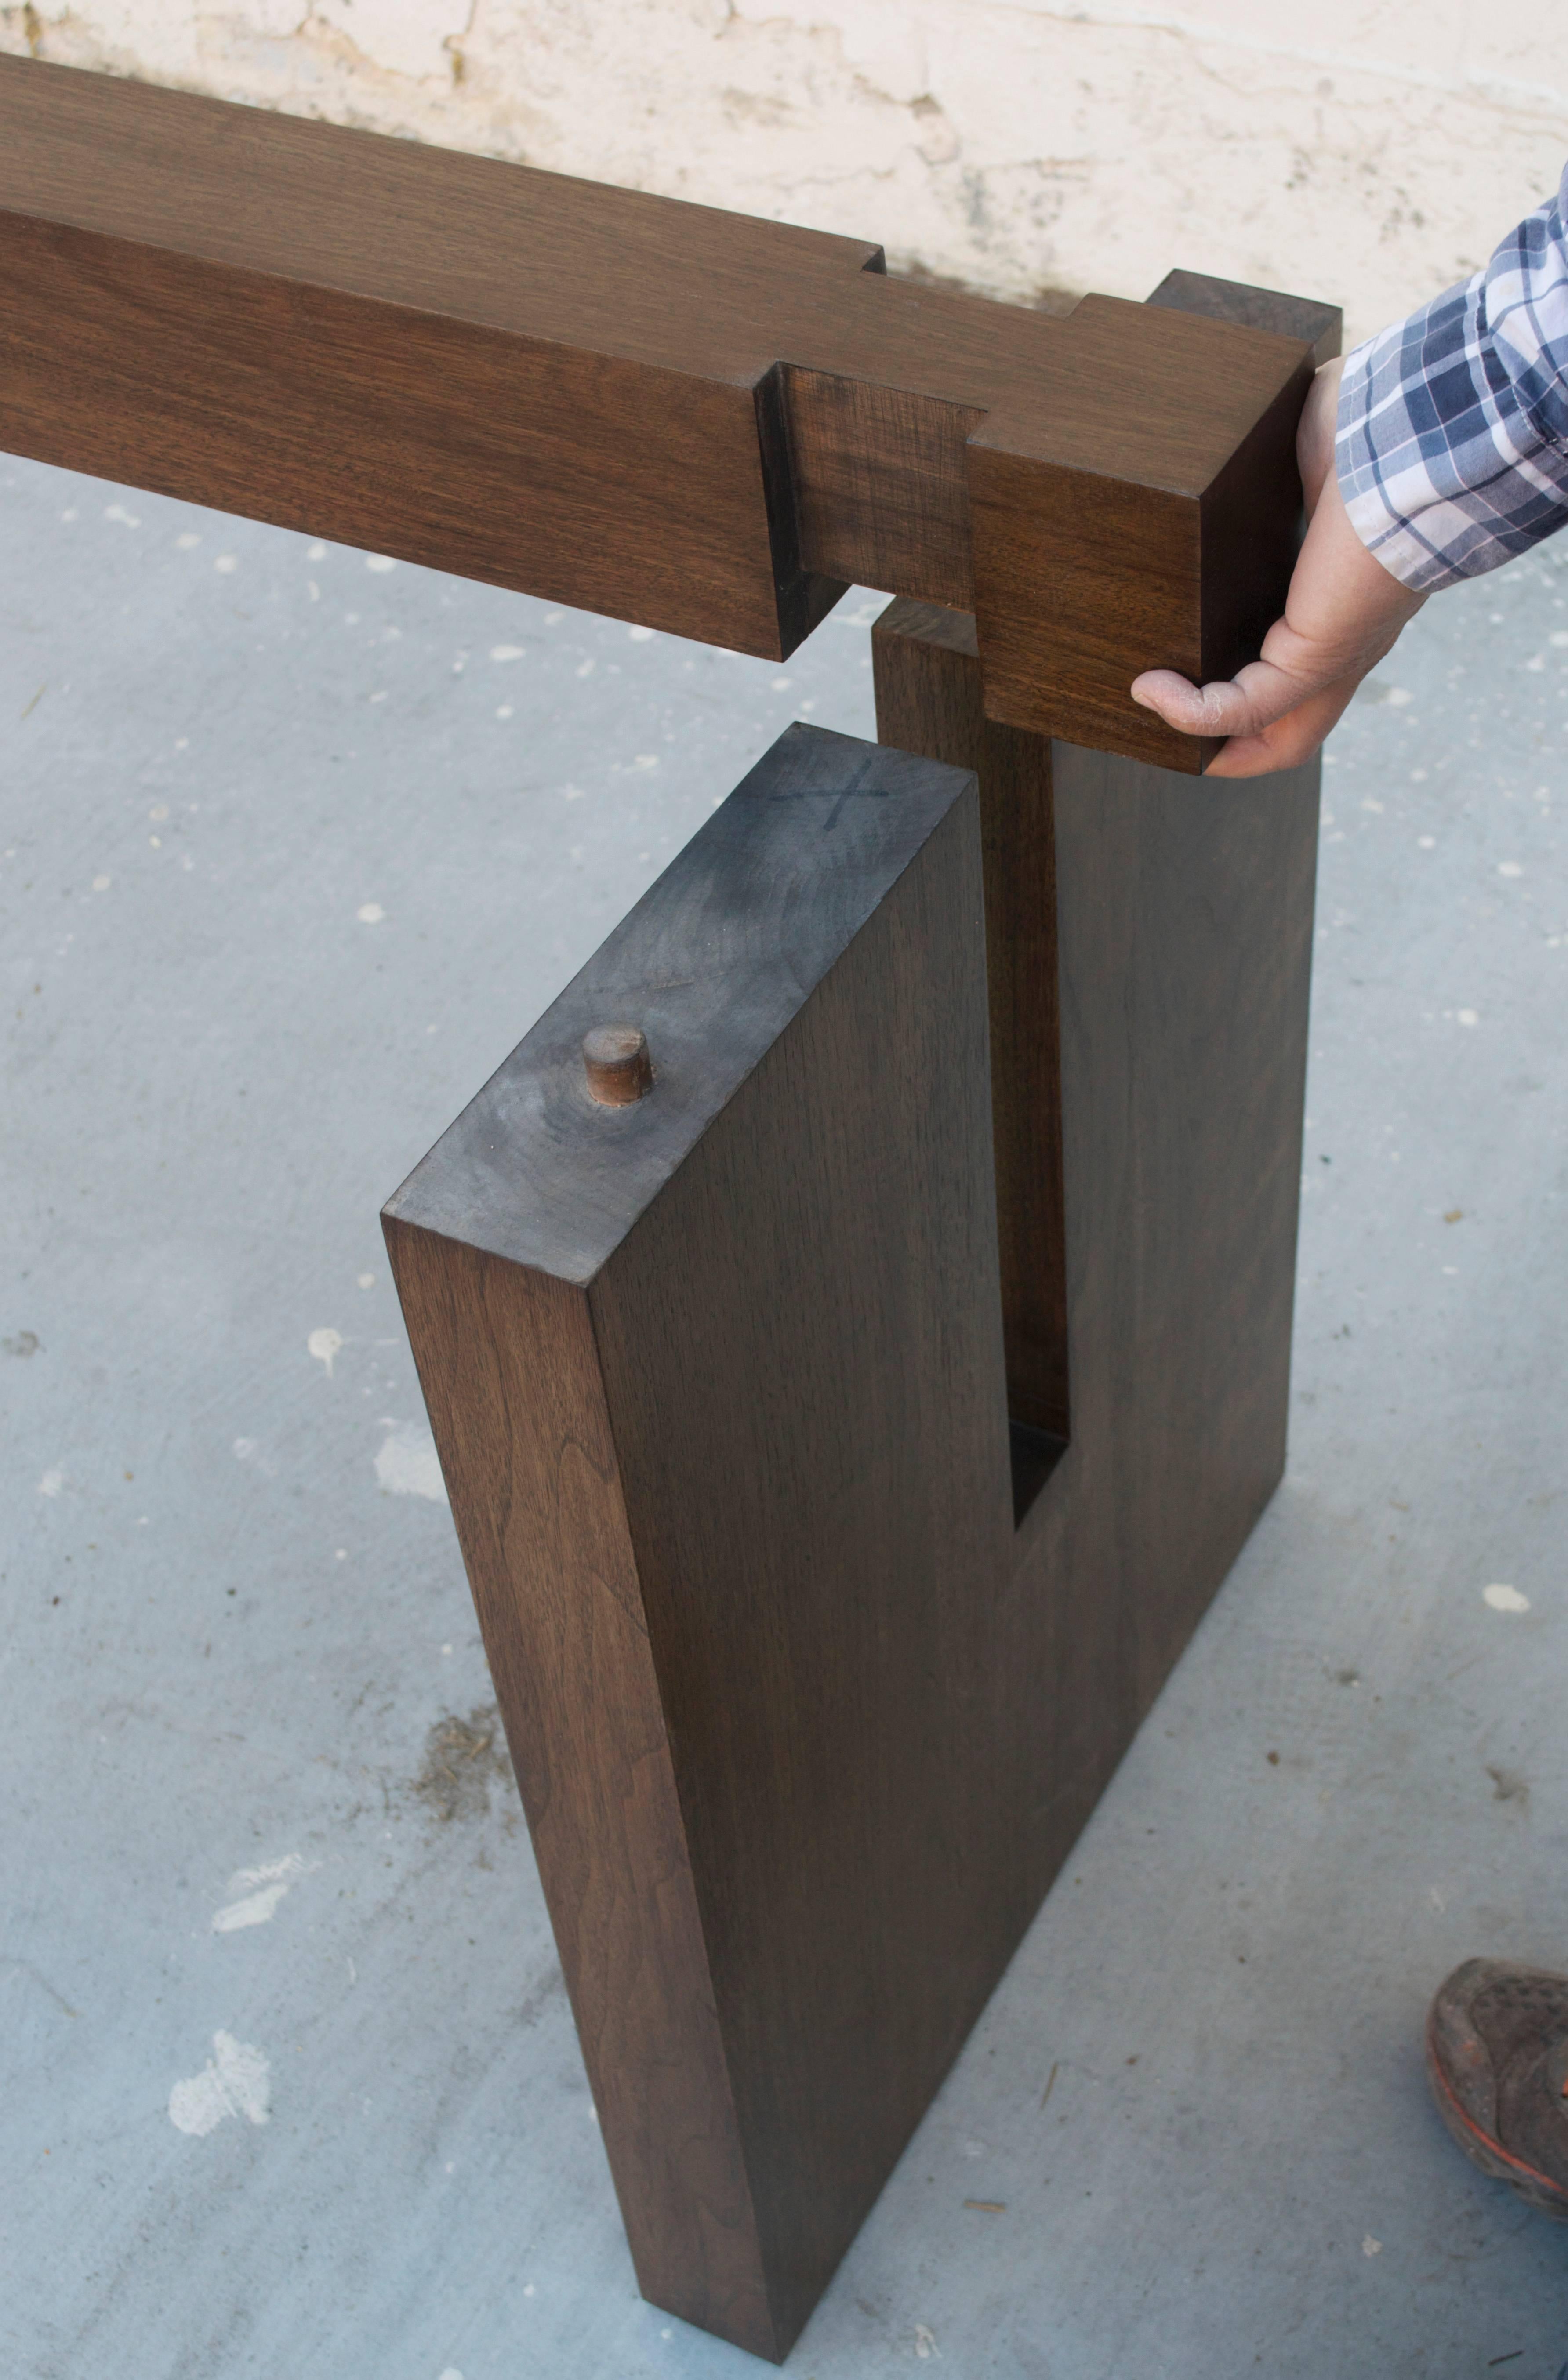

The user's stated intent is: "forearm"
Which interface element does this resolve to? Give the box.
[1336,161,1568,591]
[1131,163,1568,773]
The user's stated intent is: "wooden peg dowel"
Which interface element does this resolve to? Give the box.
[583,1024,653,1106]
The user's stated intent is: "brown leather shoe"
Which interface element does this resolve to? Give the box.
[1426,1958,1568,2220]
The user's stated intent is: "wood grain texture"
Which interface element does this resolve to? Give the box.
[1039,726,1320,1730]
[866,596,1321,1986]
[0,53,1327,765]
[1146,269,1343,367]
[588,813,1009,2355]
[380,1234,773,2353]
[4,69,1341,2348]
[877,261,1338,1458]
[872,598,1069,1460]
[385,725,1007,2358]
[385,284,1321,2357]
[1152,271,1343,701]
[385,703,1320,2356]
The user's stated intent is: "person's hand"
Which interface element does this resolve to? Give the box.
[1130,356,1427,777]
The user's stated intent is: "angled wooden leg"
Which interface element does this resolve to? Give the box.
[385,725,1015,2361]
[385,679,1318,2362]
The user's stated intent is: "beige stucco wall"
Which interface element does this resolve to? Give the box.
[4,1,1565,345]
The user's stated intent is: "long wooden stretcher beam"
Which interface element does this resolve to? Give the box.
[0,55,1334,769]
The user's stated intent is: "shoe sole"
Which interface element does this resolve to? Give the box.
[1425,2009,1568,2222]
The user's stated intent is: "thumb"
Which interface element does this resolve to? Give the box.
[1130,652,1325,741]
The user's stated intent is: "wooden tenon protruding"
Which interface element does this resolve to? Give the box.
[0,54,1328,769]
[873,596,1069,1483]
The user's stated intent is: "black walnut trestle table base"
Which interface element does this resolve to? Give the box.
[0,54,1336,2363]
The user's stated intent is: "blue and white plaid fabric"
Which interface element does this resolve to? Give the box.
[1336,161,1568,590]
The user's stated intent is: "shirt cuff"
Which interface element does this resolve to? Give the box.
[1335,267,1568,594]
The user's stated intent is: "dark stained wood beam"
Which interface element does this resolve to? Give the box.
[0,69,1341,2352]
[872,597,1070,1472]
[385,725,1004,2360]
[871,272,1339,1489]
[1147,267,1343,366]
[384,696,1322,2357]
[0,54,1325,769]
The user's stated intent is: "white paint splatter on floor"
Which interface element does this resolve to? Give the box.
[374,1420,448,1504]
[308,1327,343,1375]
[168,2032,271,2136]
[37,1468,63,1498]
[212,1852,317,1934]
[1483,1583,1531,1614]
[915,2323,941,2358]
[357,902,385,924]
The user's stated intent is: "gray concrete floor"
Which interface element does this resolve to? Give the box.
[3,451,1567,2380]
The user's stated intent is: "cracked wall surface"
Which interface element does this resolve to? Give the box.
[2,2,1565,342]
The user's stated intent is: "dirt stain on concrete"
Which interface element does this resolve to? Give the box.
[415,1704,515,1823]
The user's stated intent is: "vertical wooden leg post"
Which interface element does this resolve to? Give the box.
[386,666,1320,2359]
[875,592,1320,1717]
[385,726,1014,2360]
[871,599,1070,1507]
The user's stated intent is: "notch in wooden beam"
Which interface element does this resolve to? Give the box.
[0,54,1330,771]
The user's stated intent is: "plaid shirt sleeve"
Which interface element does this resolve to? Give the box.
[1334,160,1568,590]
